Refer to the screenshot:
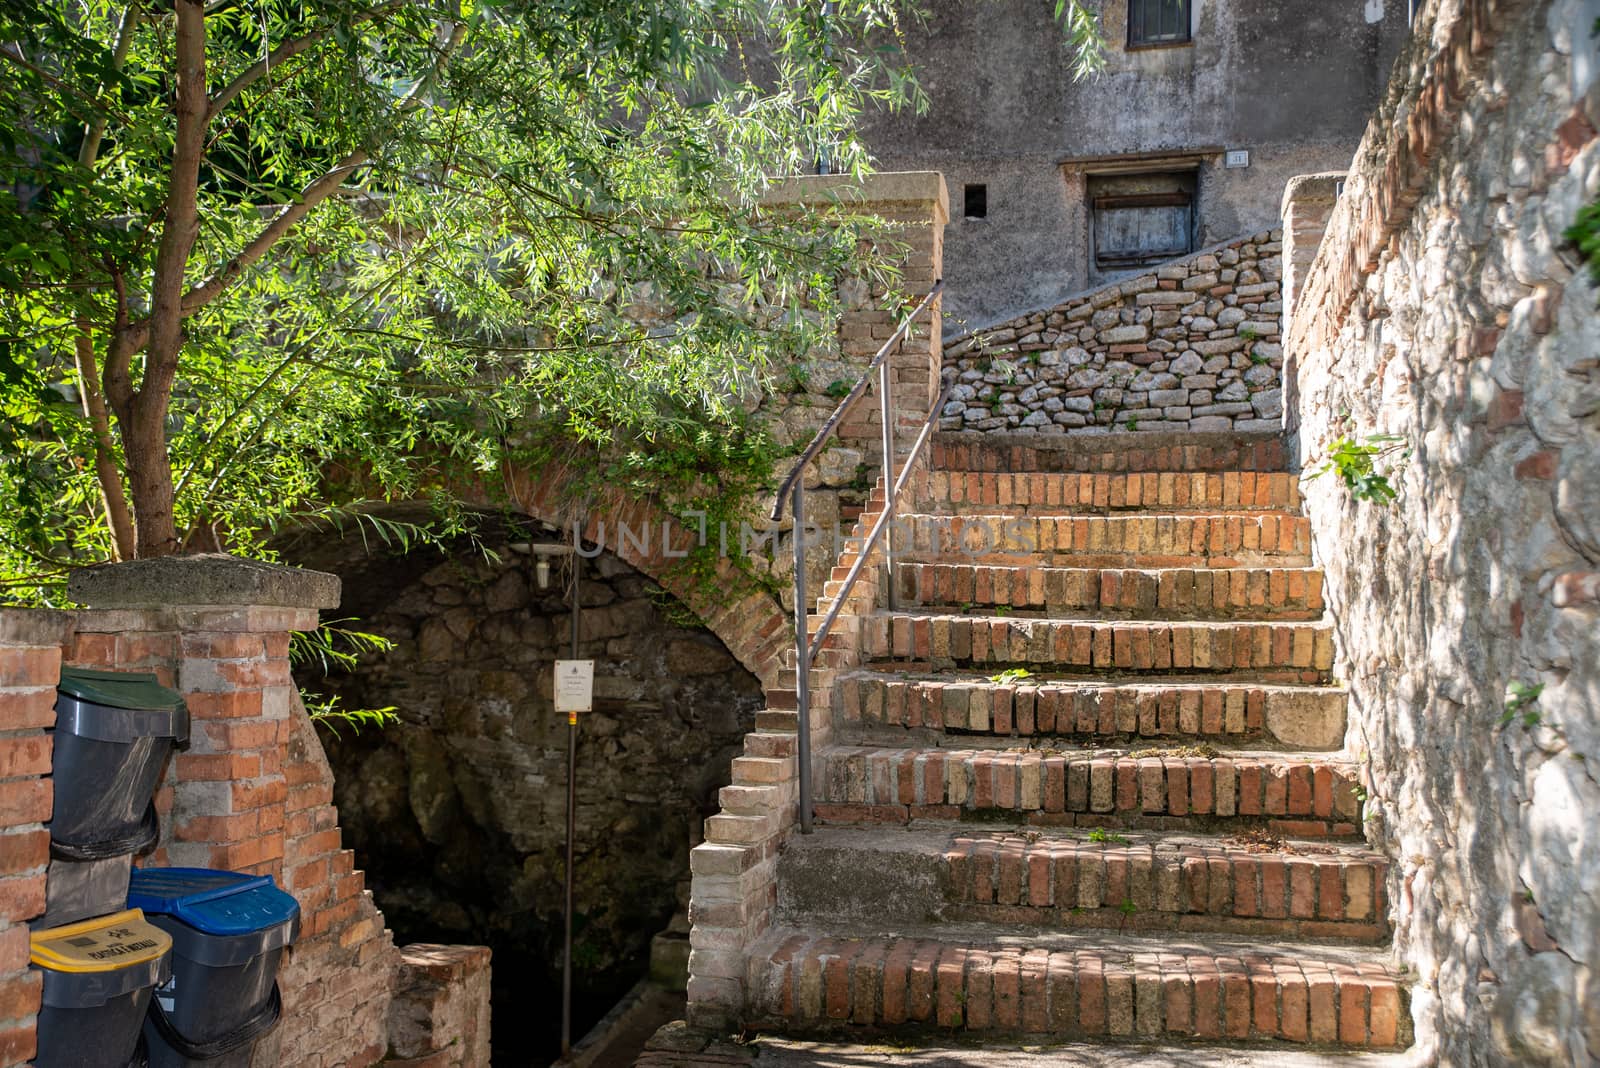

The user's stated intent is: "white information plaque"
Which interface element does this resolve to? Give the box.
[554,659,594,715]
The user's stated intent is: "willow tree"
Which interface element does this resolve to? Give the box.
[0,0,1102,597]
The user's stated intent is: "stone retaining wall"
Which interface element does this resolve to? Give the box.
[941,232,1284,436]
[1283,0,1600,1063]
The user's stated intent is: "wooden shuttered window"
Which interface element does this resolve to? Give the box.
[1089,171,1196,271]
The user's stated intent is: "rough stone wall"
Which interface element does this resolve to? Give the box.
[298,542,762,1036]
[1284,0,1600,1063]
[941,232,1284,436]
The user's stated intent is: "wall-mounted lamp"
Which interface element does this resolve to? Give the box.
[508,541,574,591]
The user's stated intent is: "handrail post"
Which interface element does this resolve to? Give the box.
[791,482,813,834]
[877,357,897,612]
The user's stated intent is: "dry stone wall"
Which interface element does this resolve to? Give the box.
[1284,0,1600,1064]
[941,232,1284,436]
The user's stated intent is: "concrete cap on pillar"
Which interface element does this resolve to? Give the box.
[1280,171,1347,218]
[758,171,949,226]
[68,554,340,610]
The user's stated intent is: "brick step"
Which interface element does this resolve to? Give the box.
[836,673,1345,750]
[892,564,1324,621]
[910,470,1301,516]
[929,429,1290,474]
[812,745,1362,837]
[746,923,1409,1049]
[891,513,1312,569]
[776,825,1389,942]
[865,615,1335,678]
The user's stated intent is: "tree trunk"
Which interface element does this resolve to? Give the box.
[124,367,180,559]
[119,0,207,558]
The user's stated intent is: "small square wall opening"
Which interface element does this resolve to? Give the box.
[963,184,987,220]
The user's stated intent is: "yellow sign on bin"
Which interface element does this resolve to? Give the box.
[31,908,172,974]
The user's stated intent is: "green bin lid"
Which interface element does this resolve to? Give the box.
[58,666,184,712]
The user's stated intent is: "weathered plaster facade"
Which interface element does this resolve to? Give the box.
[865,0,1410,328]
[1284,0,1600,1061]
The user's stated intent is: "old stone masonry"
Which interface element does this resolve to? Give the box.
[680,0,1600,1061]
[738,430,1409,1050]
[941,233,1284,437]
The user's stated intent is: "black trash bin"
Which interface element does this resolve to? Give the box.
[47,668,187,927]
[127,868,299,1067]
[30,908,173,1068]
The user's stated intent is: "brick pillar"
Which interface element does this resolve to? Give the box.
[386,944,492,1067]
[1280,173,1344,339]
[65,556,402,1067]
[0,610,73,1068]
[1279,173,1344,453]
[759,171,949,460]
[67,557,337,881]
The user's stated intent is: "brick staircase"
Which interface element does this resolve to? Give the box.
[739,431,1410,1052]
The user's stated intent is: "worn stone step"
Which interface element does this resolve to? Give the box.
[893,513,1312,568]
[928,429,1291,475]
[912,470,1302,517]
[892,564,1325,621]
[812,745,1362,838]
[776,825,1389,942]
[836,674,1346,750]
[745,923,1409,1049]
[865,615,1335,679]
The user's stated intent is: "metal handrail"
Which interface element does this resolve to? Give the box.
[773,279,944,834]
[771,280,944,521]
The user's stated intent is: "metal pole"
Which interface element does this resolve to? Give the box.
[878,357,897,612]
[792,484,813,834]
[561,544,579,1058]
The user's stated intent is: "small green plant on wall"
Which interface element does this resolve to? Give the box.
[1563,23,1600,286]
[1568,198,1600,289]
[1310,434,1409,505]
[1500,680,1544,729]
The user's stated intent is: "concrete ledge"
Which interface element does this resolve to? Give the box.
[68,554,340,610]
[759,171,949,225]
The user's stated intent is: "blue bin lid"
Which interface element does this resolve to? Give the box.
[127,867,299,937]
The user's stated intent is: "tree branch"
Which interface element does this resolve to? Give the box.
[180,150,369,315]
[103,267,142,424]
[142,0,208,398]
[182,16,467,317]
[73,328,137,560]
[205,0,406,121]
[78,4,142,169]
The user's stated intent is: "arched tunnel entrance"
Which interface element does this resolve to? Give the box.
[279,514,763,1064]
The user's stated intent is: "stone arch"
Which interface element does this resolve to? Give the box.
[486,468,791,690]
[278,498,770,1063]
